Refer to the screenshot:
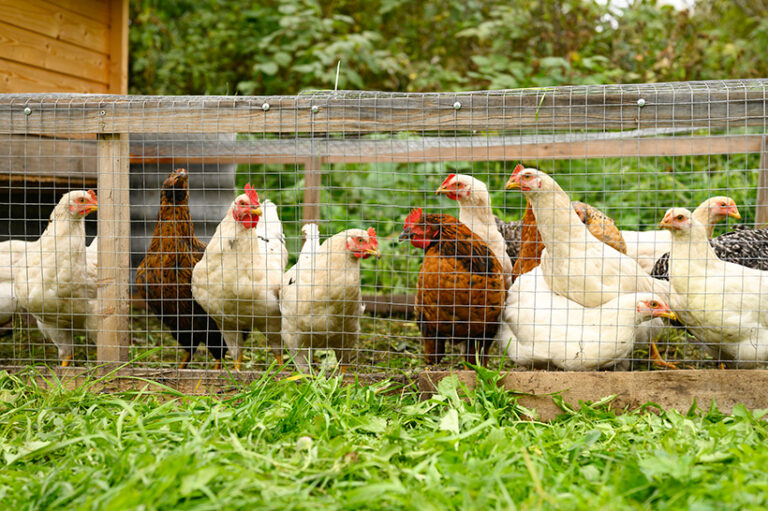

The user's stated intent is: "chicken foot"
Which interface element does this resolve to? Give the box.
[650,342,679,370]
[178,350,191,370]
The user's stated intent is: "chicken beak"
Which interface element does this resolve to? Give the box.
[505,176,521,190]
[658,216,671,230]
[251,206,263,216]
[656,310,678,321]
[365,247,381,258]
[435,185,449,195]
[728,206,742,220]
[398,228,412,242]
[86,203,99,214]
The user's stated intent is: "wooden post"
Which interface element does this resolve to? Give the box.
[302,155,323,225]
[757,136,768,226]
[97,133,130,365]
[108,0,129,94]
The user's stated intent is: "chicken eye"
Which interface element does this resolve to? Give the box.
[677,215,684,221]
[650,301,658,307]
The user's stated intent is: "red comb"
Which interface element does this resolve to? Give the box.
[404,207,423,228]
[87,190,98,202]
[367,227,378,247]
[440,173,456,187]
[244,183,260,205]
[512,163,524,176]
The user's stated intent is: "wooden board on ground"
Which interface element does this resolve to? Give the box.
[418,370,768,420]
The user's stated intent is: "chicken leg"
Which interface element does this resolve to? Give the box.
[650,342,679,370]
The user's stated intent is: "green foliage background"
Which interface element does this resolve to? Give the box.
[129,0,768,95]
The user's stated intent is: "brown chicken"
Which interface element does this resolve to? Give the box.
[135,168,226,368]
[399,208,505,367]
[511,198,626,283]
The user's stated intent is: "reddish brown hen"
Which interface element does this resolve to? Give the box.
[135,168,226,368]
[399,208,505,367]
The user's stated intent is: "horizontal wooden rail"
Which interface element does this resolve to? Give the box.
[2,134,764,186]
[1,84,767,134]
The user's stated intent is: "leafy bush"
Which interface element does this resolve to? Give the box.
[130,0,768,95]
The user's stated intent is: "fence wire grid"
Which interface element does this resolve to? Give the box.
[1,79,768,376]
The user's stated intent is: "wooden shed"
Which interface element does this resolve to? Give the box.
[0,0,129,240]
[0,0,128,94]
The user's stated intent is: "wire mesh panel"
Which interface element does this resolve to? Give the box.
[1,80,767,376]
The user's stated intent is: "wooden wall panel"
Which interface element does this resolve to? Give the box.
[0,58,107,93]
[0,0,110,53]
[0,21,108,85]
[0,0,127,95]
[46,0,112,24]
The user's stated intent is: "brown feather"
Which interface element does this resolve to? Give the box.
[135,169,226,360]
[413,214,505,366]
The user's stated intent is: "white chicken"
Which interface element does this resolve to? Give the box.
[280,227,379,371]
[505,167,668,308]
[0,239,30,327]
[12,190,99,366]
[659,207,768,367]
[622,196,740,273]
[500,266,676,370]
[435,173,514,288]
[191,185,288,369]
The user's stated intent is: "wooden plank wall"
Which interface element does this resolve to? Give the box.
[0,0,127,94]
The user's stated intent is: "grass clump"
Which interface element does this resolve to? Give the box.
[1,368,767,509]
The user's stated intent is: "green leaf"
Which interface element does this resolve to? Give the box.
[439,408,460,435]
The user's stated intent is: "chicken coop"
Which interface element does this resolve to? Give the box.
[2,80,768,412]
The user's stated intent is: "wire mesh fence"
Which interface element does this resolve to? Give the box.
[1,80,768,376]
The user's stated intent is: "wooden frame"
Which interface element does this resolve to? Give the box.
[1,85,767,386]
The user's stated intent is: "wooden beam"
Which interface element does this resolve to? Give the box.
[302,155,323,225]
[757,137,768,226]
[362,294,414,318]
[107,0,128,94]
[0,135,97,178]
[1,85,767,134]
[128,134,765,165]
[96,133,130,365]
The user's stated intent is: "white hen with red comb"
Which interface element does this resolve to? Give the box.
[660,207,768,367]
[192,185,288,369]
[12,190,99,365]
[280,227,379,371]
[502,266,676,370]
[507,168,669,308]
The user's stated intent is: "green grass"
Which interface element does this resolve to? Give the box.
[1,368,767,509]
